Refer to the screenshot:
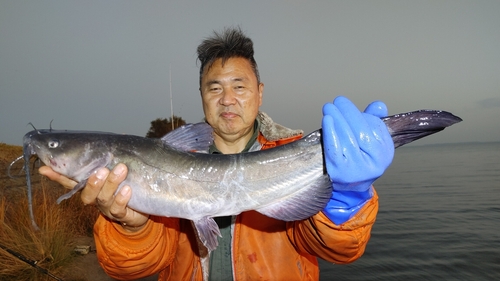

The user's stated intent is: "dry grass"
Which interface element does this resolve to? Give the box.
[0,143,99,281]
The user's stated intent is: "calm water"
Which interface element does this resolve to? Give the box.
[319,142,500,281]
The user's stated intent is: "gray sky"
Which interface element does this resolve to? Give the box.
[1,1,499,146]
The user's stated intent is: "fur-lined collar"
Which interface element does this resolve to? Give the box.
[256,112,303,141]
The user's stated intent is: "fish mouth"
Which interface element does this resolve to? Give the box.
[22,132,37,161]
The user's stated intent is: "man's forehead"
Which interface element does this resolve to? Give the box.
[202,58,254,81]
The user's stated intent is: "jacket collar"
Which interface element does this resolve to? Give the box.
[256,111,303,141]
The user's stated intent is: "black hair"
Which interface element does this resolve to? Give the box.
[197,27,260,86]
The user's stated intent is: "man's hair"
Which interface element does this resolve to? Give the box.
[197,27,260,86]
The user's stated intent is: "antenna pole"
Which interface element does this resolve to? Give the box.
[169,64,174,131]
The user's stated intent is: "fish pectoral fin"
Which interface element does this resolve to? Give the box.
[56,179,88,204]
[256,175,332,221]
[193,217,221,252]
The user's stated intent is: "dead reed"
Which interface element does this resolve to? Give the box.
[0,145,99,281]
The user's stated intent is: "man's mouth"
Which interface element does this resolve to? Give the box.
[220,112,238,119]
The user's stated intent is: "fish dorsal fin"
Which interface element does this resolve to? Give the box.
[193,217,222,252]
[256,174,332,221]
[161,123,213,152]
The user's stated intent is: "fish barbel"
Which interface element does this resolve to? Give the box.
[14,109,461,251]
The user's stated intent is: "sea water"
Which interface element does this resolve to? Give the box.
[319,142,500,281]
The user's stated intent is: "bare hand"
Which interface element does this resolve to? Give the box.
[39,164,149,232]
[39,166,78,189]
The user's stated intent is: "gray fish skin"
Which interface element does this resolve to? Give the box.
[17,110,462,251]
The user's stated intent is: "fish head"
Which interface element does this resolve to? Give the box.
[24,129,113,181]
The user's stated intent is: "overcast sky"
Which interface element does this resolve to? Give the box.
[1,1,499,146]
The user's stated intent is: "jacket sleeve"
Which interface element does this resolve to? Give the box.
[287,187,379,264]
[93,215,180,280]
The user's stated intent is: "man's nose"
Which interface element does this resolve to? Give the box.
[220,88,236,105]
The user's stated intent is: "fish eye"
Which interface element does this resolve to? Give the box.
[48,140,59,148]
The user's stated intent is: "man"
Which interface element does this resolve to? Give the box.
[40,27,394,280]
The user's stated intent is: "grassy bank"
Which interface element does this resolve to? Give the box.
[0,143,99,281]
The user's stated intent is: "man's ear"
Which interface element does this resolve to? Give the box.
[258,82,264,106]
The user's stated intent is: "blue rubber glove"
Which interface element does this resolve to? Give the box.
[322,96,394,225]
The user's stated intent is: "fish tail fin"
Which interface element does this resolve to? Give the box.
[383,110,462,148]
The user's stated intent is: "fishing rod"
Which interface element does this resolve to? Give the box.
[0,242,64,281]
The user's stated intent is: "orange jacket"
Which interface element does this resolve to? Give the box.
[94,114,379,280]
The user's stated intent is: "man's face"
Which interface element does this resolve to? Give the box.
[200,57,263,142]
